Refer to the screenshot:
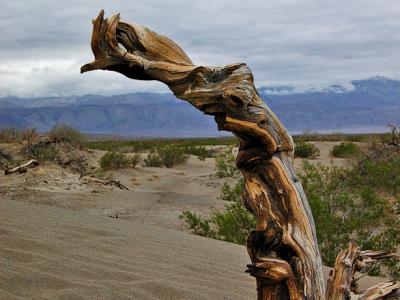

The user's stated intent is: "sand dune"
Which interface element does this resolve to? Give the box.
[0,198,256,299]
[0,142,382,299]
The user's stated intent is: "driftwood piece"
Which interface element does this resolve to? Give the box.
[326,242,396,299]
[4,159,39,175]
[82,176,129,190]
[81,11,398,299]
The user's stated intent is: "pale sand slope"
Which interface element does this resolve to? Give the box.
[0,198,382,300]
[0,198,256,300]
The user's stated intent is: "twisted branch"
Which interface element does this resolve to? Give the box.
[81,11,398,299]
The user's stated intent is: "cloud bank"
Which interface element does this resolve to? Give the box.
[1,0,400,97]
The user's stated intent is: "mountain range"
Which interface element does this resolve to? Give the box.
[0,77,399,137]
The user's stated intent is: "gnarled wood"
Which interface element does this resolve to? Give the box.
[82,176,129,190]
[326,242,396,300]
[81,11,398,299]
[4,159,39,175]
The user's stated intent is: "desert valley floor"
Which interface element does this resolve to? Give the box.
[0,142,382,299]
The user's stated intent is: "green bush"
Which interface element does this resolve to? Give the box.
[331,141,360,158]
[144,146,188,168]
[180,146,254,245]
[180,137,400,279]
[179,200,256,245]
[179,211,216,238]
[294,141,320,158]
[158,145,189,168]
[28,142,58,162]
[300,160,399,278]
[219,178,244,202]
[215,147,238,177]
[144,151,163,167]
[48,124,86,147]
[100,152,140,169]
[183,146,214,161]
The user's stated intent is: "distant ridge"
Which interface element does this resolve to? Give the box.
[0,77,399,136]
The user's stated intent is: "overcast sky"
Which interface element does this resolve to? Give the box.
[1,0,399,97]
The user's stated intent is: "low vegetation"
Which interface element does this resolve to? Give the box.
[294,141,320,158]
[331,141,360,158]
[100,152,140,170]
[48,124,87,147]
[0,128,22,143]
[292,131,389,143]
[143,151,163,167]
[0,148,13,168]
[144,146,189,168]
[180,133,400,279]
[180,146,254,244]
[182,146,215,161]
[86,136,238,152]
[214,147,238,177]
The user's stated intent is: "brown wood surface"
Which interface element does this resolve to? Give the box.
[81,11,399,299]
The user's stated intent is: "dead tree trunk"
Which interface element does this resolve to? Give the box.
[81,11,398,299]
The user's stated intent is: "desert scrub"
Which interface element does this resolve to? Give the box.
[86,137,238,152]
[180,146,254,245]
[48,124,87,147]
[301,159,400,279]
[219,178,244,202]
[331,141,360,158]
[294,141,320,158]
[158,145,188,167]
[181,137,400,279]
[0,148,13,167]
[179,201,256,245]
[0,128,21,143]
[144,151,163,167]
[215,147,238,177]
[144,146,188,168]
[100,152,140,169]
[183,146,214,161]
[28,142,58,162]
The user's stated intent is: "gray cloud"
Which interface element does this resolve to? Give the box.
[1,0,400,97]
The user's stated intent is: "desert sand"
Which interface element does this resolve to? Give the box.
[0,142,380,299]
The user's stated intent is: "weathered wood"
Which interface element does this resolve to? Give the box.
[358,281,400,300]
[4,159,39,175]
[81,11,398,299]
[82,176,129,190]
[326,242,396,300]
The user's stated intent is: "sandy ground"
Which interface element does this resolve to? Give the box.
[0,141,381,299]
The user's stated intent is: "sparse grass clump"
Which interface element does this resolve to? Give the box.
[294,141,320,158]
[331,141,360,158]
[48,124,87,147]
[100,152,140,170]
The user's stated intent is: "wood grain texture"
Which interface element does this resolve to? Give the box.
[81,11,398,299]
